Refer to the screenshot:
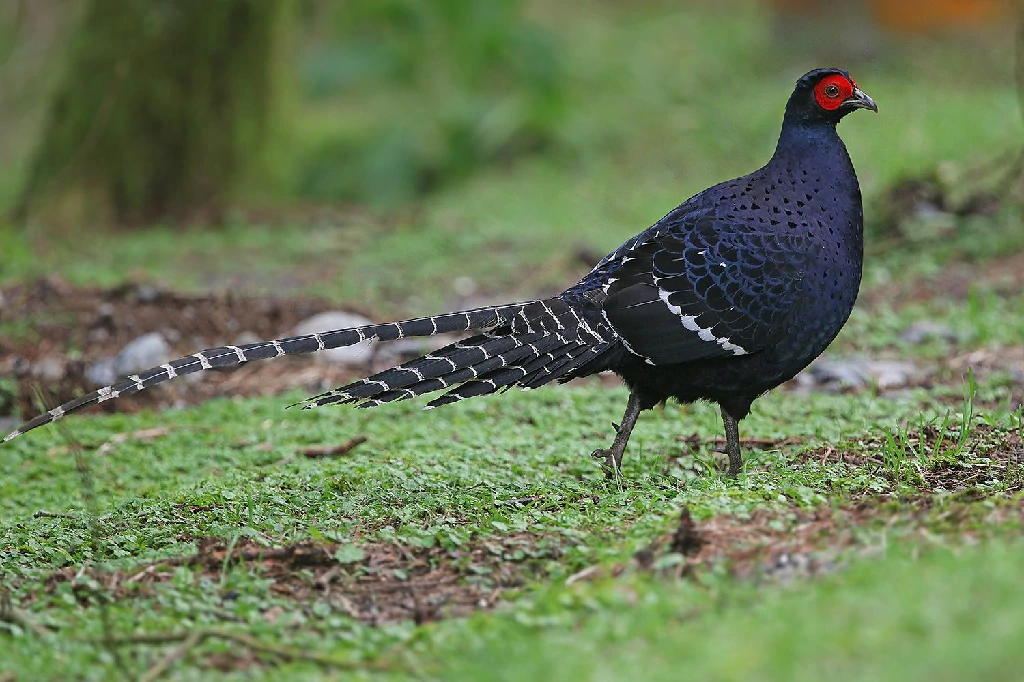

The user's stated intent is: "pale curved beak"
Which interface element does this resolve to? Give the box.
[843,87,878,113]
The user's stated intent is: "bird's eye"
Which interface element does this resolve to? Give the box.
[824,84,840,98]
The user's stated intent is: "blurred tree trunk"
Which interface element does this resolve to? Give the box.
[16,0,290,228]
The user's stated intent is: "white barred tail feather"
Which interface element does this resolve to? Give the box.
[2,297,619,444]
[300,296,617,409]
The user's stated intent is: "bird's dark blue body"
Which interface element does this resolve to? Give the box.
[570,111,865,419]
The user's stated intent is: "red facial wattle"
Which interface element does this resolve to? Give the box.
[813,74,854,111]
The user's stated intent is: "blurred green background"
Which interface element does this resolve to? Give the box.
[0,0,1020,312]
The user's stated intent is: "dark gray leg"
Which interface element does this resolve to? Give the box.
[591,391,643,478]
[720,406,743,477]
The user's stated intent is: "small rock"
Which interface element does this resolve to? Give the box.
[86,357,118,386]
[234,331,261,346]
[899,321,958,345]
[375,334,462,365]
[293,311,377,366]
[452,276,477,297]
[114,332,172,377]
[764,551,811,583]
[31,358,66,383]
[133,284,162,304]
[902,209,957,242]
[7,357,30,376]
[797,357,923,392]
[184,370,207,384]
[86,332,175,386]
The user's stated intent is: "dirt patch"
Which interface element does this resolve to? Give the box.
[945,346,1024,386]
[1,275,1020,436]
[793,443,872,468]
[566,507,853,586]
[914,422,1023,493]
[798,422,1024,494]
[0,278,404,421]
[861,250,1024,311]
[580,499,1024,589]
[19,496,1024,632]
[36,534,558,626]
[651,506,863,582]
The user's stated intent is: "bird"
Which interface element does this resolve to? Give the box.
[2,68,876,477]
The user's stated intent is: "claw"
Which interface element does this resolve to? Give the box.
[591,448,621,480]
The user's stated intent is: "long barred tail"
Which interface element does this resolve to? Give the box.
[1,301,540,444]
[300,297,617,410]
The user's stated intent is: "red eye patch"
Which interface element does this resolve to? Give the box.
[813,74,854,111]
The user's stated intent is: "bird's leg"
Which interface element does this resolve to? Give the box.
[719,406,744,477]
[592,391,643,478]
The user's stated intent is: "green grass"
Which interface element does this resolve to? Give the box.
[0,385,956,568]
[0,378,1019,675]
[838,288,1024,356]
[443,540,1024,682]
[6,537,1024,680]
[1,377,1022,678]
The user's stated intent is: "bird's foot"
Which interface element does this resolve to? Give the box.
[591,447,623,480]
[710,444,743,478]
[724,449,744,478]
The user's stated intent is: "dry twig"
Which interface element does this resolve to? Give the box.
[1,590,53,638]
[95,628,406,680]
[302,436,368,458]
[32,510,79,520]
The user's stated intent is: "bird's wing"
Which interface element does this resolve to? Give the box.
[594,208,809,365]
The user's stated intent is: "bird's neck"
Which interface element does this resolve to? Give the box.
[769,120,853,176]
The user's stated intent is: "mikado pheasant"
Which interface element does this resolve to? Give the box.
[3,68,877,477]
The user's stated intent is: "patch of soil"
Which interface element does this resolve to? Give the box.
[0,277,397,421]
[945,346,1024,386]
[20,497,1024,633]
[861,250,1024,311]
[37,534,558,626]
[1,274,1020,432]
[874,170,1006,242]
[639,506,865,582]
[668,433,808,475]
[676,433,805,452]
[583,499,1024,589]
[798,422,1024,494]
[792,443,872,468]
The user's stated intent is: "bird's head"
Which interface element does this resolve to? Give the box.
[785,68,877,125]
